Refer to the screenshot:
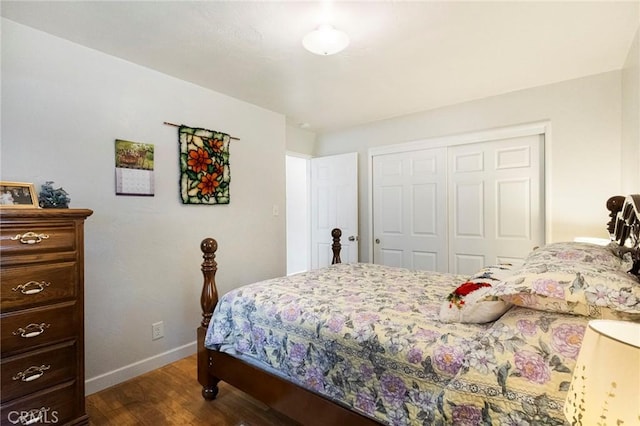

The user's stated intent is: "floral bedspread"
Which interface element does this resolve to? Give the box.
[205,263,587,425]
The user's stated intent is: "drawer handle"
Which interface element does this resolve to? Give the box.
[10,232,50,245]
[13,322,51,338]
[12,364,51,382]
[12,281,51,295]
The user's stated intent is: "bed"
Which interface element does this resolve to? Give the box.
[196,194,640,425]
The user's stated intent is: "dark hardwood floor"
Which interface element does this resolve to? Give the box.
[86,354,300,425]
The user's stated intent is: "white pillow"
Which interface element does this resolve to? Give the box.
[469,263,516,282]
[439,283,512,323]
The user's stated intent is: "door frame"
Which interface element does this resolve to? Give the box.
[286,152,312,275]
[367,121,552,263]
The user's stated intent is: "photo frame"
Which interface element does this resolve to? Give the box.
[0,181,39,209]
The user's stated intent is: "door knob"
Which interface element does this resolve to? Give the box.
[375,238,380,244]
[348,236,358,242]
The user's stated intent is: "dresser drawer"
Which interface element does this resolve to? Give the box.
[0,221,76,256]
[0,222,76,258]
[1,303,77,355]
[1,342,77,403]
[1,262,77,312]
[0,381,79,426]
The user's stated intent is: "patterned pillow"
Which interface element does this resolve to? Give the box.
[486,243,640,319]
[440,265,515,324]
[524,241,626,270]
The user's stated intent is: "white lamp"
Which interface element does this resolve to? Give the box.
[564,320,640,425]
[302,24,349,56]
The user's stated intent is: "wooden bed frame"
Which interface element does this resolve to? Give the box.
[196,194,640,426]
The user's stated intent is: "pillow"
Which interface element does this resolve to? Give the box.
[440,265,515,324]
[486,243,640,319]
[608,242,636,272]
[524,241,626,271]
[469,263,516,282]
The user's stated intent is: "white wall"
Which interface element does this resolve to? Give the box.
[622,27,640,193]
[316,71,624,261]
[1,19,287,393]
[285,124,316,156]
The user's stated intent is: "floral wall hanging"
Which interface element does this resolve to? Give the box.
[179,126,230,205]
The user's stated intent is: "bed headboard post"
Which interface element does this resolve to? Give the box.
[606,195,625,235]
[331,228,342,264]
[607,194,640,277]
[200,238,219,328]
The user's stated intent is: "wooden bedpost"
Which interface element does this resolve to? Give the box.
[607,195,640,277]
[331,228,342,264]
[606,195,625,236]
[198,238,220,400]
[200,238,219,327]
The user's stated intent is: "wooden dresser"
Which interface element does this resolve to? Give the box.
[1,209,92,426]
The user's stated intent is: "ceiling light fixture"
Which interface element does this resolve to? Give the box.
[302,24,349,56]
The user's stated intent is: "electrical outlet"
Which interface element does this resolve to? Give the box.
[152,321,164,340]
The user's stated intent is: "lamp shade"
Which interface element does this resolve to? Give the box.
[564,320,640,425]
[302,25,349,55]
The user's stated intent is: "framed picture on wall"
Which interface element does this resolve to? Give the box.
[0,181,39,208]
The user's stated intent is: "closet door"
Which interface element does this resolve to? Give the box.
[448,134,544,274]
[372,148,448,271]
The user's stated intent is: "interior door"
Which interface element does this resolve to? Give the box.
[372,148,448,271]
[448,134,544,274]
[310,152,358,268]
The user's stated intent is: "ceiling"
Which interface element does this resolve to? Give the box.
[2,1,639,133]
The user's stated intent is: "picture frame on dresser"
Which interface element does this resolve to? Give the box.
[0,182,38,209]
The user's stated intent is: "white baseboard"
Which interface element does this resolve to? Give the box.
[85,340,197,395]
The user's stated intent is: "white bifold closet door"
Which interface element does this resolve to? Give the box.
[372,148,448,271]
[448,134,543,274]
[372,133,544,274]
